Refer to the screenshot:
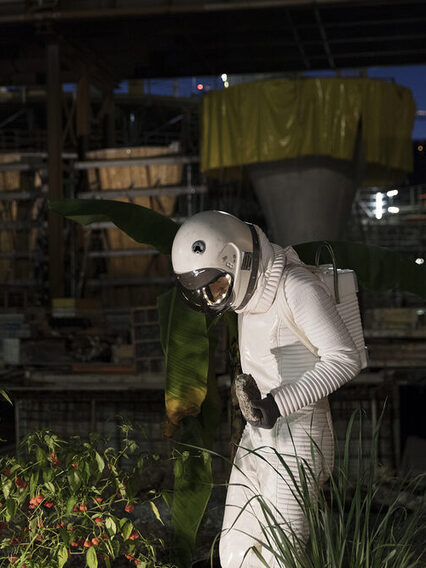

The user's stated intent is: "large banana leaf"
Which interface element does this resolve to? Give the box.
[159,289,221,566]
[49,199,178,254]
[294,241,426,300]
[158,288,210,430]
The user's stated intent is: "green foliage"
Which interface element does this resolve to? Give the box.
[171,420,213,568]
[49,198,426,567]
[225,411,426,568]
[0,429,174,568]
[295,241,426,300]
[159,289,221,567]
[48,199,178,255]
[0,390,12,405]
[158,288,210,431]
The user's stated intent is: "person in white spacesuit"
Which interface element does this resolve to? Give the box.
[171,210,362,568]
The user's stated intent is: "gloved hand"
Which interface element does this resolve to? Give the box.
[249,393,280,429]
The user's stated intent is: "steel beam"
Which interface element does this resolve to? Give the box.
[314,6,335,68]
[47,42,64,299]
[74,155,199,169]
[0,162,37,172]
[88,249,159,258]
[77,184,207,199]
[0,1,375,24]
[286,9,310,69]
[87,277,173,287]
[76,72,90,158]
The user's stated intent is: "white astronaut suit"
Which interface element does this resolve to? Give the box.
[171,211,361,568]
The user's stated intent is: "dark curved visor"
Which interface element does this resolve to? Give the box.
[177,270,234,312]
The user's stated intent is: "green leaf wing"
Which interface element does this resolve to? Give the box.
[294,241,426,299]
[57,544,68,568]
[158,288,209,428]
[0,389,12,405]
[86,546,98,568]
[49,198,178,255]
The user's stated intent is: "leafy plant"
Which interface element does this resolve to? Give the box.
[49,199,222,567]
[48,198,426,567]
[295,241,426,300]
[222,411,426,568]
[0,390,12,405]
[0,427,174,568]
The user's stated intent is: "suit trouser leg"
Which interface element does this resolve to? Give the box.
[220,429,264,568]
[220,410,334,568]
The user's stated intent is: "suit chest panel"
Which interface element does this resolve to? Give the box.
[238,308,280,369]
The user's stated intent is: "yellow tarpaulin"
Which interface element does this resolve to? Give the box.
[201,78,416,184]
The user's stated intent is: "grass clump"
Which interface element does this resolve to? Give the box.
[225,410,426,568]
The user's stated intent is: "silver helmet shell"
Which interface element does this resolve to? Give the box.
[171,210,259,312]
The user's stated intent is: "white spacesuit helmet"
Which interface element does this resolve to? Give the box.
[171,210,260,312]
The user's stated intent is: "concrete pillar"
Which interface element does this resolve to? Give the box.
[248,155,359,247]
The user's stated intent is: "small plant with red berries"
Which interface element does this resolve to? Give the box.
[0,426,174,567]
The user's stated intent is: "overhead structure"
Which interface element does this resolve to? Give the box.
[201,77,416,245]
[0,1,426,84]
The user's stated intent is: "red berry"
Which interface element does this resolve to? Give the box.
[91,537,99,546]
[14,477,27,490]
[83,539,92,548]
[124,503,134,513]
[49,453,61,467]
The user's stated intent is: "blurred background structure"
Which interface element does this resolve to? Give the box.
[0,0,425,554]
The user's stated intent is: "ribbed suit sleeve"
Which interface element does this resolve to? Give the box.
[270,267,361,417]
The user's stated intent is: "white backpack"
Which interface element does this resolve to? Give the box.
[279,242,368,370]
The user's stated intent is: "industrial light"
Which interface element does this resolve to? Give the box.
[224,81,229,88]
[418,145,424,152]
[375,192,383,219]
[130,113,135,123]
[388,206,400,214]
[221,73,228,82]
[415,258,425,265]
[386,189,399,197]
[197,83,204,91]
